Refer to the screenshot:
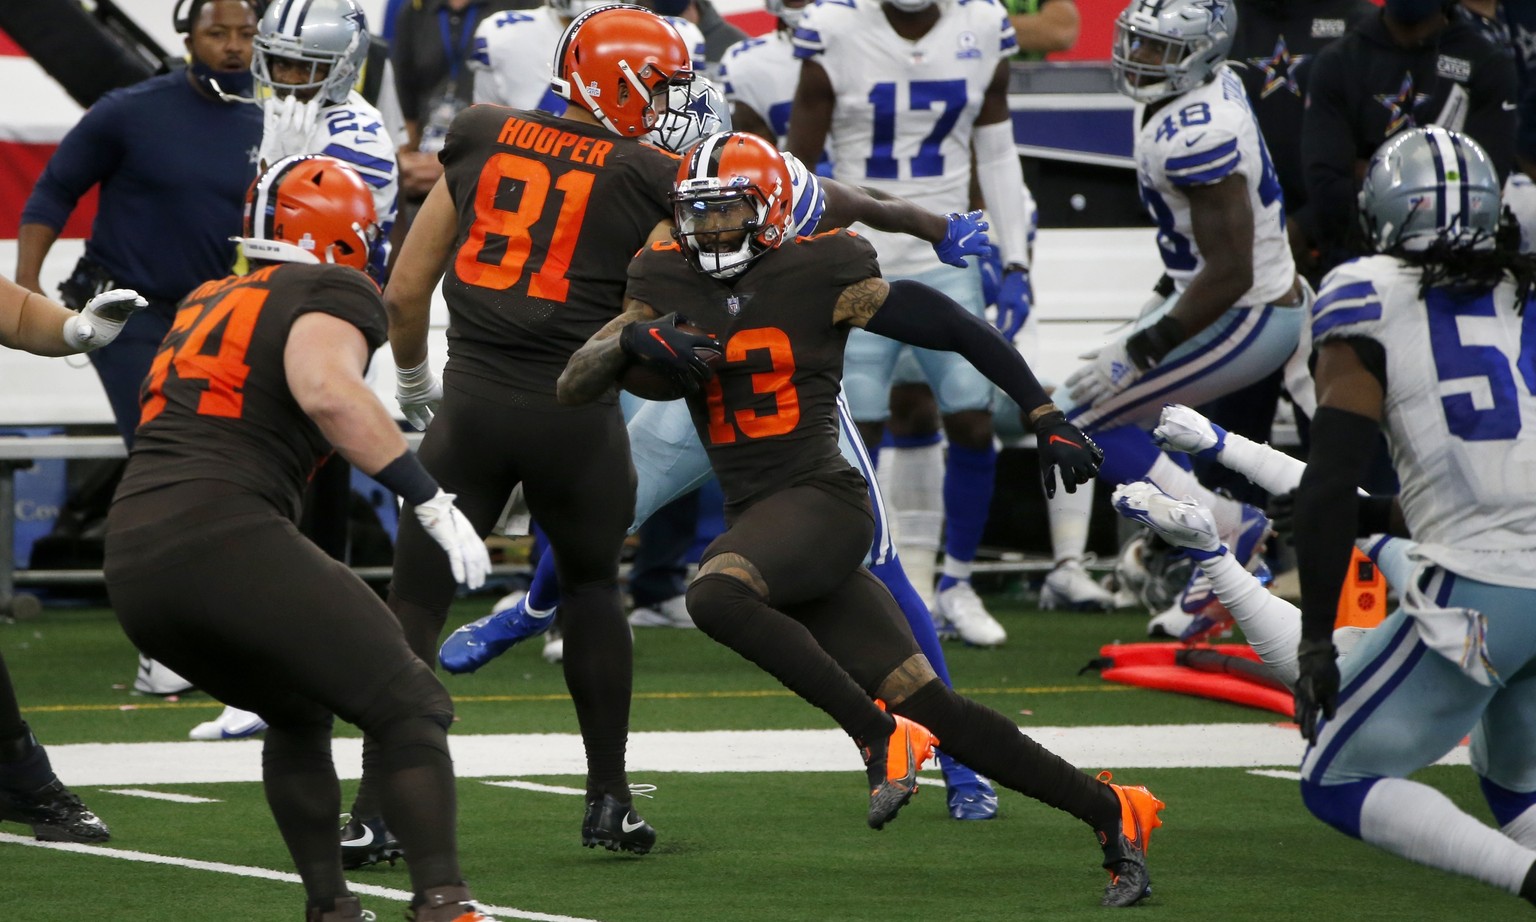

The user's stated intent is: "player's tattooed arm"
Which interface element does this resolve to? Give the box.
[557,297,663,405]
[819,180,948,244]
[831,276,891,328]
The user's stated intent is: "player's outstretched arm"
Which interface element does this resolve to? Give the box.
[817,181,988,268]
[0,273,145,357]
[843,276,1101,495]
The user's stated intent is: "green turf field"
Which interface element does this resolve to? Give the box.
[0,598,1520,921]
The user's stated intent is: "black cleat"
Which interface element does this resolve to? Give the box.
[340,814,403,869]
[0,778,110,843]
[1095,771,1165,908]
[581,794,655,854]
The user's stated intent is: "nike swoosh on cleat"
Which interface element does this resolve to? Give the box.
[620,813,646,833]
[341,826,375,848]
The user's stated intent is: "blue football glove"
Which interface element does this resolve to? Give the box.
[978,243,1004,308]
[993,268,1032,340]
[932,210,990,268]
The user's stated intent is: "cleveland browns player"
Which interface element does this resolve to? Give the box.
[101,154,494,922]
[557,133,1164,909]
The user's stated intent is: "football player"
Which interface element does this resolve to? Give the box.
[558,133,1165,909]
[718,0,810,149]
[102,155,493,922]
[0,277,144,845]
[439,75,1004,820]
[1290,126,1536,909]
[1055,0,1307,635]
[787,0,1035,644]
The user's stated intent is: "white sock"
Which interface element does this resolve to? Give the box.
[1203,553,1300,686]
[1046,479,1094,564]
[1147,454,1247,536]
[878,441,944,601]
[1503,803,1536,849]
[941,557,973,582]
[1217,431,1307,495]
[1360,777,1536,894]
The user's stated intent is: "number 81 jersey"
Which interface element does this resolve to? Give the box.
[1134,65,1294,306]
[793,0,1016,272]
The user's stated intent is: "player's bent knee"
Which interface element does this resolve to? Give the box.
[353,660,455,750]
[874,655,940,708]
[1299,777,1379,839]
[686,567,764,638]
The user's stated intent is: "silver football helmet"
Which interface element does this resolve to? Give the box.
[253,0,369,105]
[547,0,614,19]
[1358,126,1502,253]
[647,76,731,154]
[764,0,810,29]
[1112,0,1235,104]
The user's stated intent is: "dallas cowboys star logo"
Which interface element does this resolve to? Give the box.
[1249,35,1307,99]
[1193,0,1227,27]
[685,85,717,123]
[1375,72,1431,136]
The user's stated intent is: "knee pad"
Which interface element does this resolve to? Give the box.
[1299,777,1378,840]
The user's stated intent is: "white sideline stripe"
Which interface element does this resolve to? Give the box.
[483,780,586,796]
[1248,769,1303,781]
[42,725,1471,787]
[102,789,222,804]
[0,833,603,922]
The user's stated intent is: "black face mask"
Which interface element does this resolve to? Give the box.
[1384,0,1445,26]
[189,60,254,103]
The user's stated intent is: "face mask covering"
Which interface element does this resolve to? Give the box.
[1384,0,1444,26]
[190,60,256,103]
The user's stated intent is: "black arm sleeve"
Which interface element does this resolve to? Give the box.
[1294,406,1381,643]
[862,278,1051,414]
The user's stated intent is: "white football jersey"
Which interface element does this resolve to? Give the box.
[720,30,799,148]
[259,90,399,277]
[1313,255,1536,586]
[1133,64,1293,306]
[784,150,826,237]
[793,0,1015,271]
[471,7,706,111]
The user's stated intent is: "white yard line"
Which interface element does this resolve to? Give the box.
[0,833,604,922]
[101,789,222,804]
[482,780,587,796]
[1248,769,1304,782]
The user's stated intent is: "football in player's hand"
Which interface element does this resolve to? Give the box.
[619,321,722,400]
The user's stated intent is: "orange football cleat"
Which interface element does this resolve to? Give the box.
[1096,771,1165,908]
[862,703,938,830]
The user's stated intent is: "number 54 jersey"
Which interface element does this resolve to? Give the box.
[439,106,679,400]
[1313,255,1536,586]
[792,0,1016,273]
[1134,64,1294,307]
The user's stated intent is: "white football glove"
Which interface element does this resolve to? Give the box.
[414,489,491,590]
[396,360,443,431]
[1064,338,1140,408]
[1153,404,1225,458]
[259,94,322,165]
[62,288,147,352]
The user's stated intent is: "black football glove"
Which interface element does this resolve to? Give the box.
[1267,488,1296,546]
[1034,410,1103,499]
[1294,638,1340,745]
[619,313,721,385]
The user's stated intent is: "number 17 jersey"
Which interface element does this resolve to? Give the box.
[439,106,679,399]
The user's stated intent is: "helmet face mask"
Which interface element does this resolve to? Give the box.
[764,0,811,29]
[1358,126,1503,254]
[671,132,793,280]
[551,5,695,138]
[1111,0,1235,104]
[252,0,368,105]
[237,155,378,271]
[647,77,731,154]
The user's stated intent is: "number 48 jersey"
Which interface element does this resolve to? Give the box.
[1312,255,1536,586]
[1134,64,1294,306]
[793,0,1015,272]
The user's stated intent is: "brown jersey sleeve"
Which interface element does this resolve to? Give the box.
[289,266,388,351]
[624,240,690,309]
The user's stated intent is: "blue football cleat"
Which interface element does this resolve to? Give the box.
[939,750,998,820]
[439,591,556,674]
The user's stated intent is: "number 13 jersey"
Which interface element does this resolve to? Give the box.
[439,106,679,400]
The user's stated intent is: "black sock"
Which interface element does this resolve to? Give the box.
[895,680,1119,831]
[557,581,634,800]
[0,650,27,743]
[0,724,54,792]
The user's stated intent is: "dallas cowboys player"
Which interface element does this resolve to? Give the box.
[1053,0,1305,634]
[787,0,1034,646]
[719,0,809,148]
[470,0,706,112]
[1291,126,1536,909]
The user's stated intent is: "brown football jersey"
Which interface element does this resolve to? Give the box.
[626,228,881,514]
[116,263,388,521]
[439,105,680,399]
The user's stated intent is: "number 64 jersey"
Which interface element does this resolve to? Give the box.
[1312,255,1536,586]
[792,0,1015,273]
[1134,64,1294,307]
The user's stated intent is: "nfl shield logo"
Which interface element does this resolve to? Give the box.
[726,295,741,315]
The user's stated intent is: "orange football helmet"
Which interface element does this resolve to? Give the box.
[672,132,793,279]
[236,154,377,271]
[550,5,693,139]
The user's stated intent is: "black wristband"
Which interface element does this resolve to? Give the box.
[1125,315,1186,371]
[374,450,439,507]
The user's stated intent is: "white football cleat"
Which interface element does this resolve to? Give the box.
[1151,404,1224,457]
[1039,560,1115,611]
[134,655,193,696]
[189,706,268,741]
[1111,483,1224,555]
[542,627,564,664]
[627,595,696,628]
[935,581,1007,647]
